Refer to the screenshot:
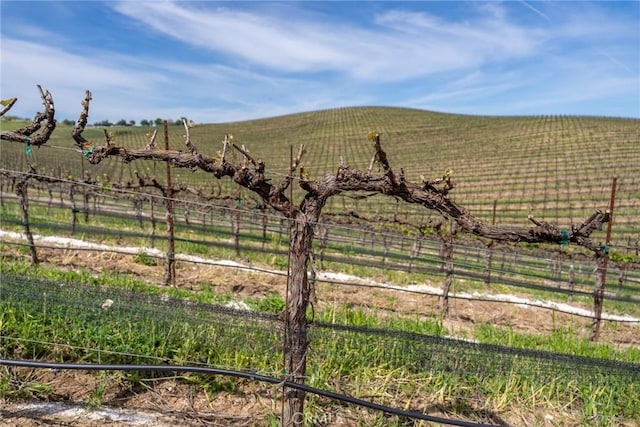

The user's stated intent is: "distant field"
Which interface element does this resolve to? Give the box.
[1,107,639,248]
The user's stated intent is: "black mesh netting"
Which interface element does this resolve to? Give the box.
[1,272,638,385]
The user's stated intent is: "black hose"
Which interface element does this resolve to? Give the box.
[0,358,499,427]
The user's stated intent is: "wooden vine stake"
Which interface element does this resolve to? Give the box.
[440,220,456,316]
[592,177,617,341]
[69,182,79,234]
[163,120,176,287]
[16,179,38,265]
[484,200,498,286]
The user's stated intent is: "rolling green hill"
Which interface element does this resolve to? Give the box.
[1,107,639,248]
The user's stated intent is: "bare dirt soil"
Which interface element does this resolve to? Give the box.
[2,247,639,426]
[1,371,277,426]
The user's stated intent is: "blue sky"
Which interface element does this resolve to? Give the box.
[1,1,639,124]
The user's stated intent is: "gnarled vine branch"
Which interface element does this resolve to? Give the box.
[0,85,56,147]
[73,103,609,255]
[298,133,609,255]
[74,131,298,218]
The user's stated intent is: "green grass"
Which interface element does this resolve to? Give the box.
[1,256,639,425]
[474,324,640,363]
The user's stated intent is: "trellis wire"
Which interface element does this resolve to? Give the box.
[1,169,639,325]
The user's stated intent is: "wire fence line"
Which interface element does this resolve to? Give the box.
[1,217,639,316]
[3,237,639,327]
[1,169,639,326]
[1,168,639,255]
[1,273,638,425]
[0,172,636,271]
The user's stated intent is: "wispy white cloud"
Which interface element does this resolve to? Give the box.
[2,39,156,90]
[112,2,357,74]
[1,36,366,123]
[405,71,529,107]
[1,37,171,120]
[374,7,544,55]
[518,0,551,22]
[111,1,548,82]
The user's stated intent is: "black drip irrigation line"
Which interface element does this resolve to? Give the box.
[0,358,498,427]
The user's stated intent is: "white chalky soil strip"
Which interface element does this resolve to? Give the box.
[1,229,638,323]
